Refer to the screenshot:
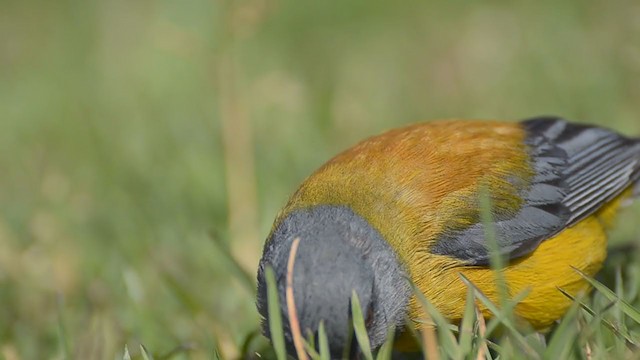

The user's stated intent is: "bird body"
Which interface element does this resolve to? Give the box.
[257,117,640,356]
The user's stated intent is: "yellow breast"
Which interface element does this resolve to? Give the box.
[407,190,629,330]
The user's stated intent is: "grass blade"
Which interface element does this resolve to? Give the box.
[212,345,222,360]
[614,266,627,356]
[123,345,131,360]
[208,230,256,293]
[458,286,476,356]
[483,287,531,336]
[375,327,395,360]
[238,330,260,359]
[302,342,321,360]
[140,344,154,360]
[573,267,640,324]
[352,291,374,360]
[56,294,70,360]
[557,287,638,349]
[412,285,458,360]
[265,266,287,360]
[458,274,538,359]
[543,295,581,359]
[318,321,331,360]
[478,186,508,303]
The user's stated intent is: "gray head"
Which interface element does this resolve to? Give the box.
[256,205,411,358]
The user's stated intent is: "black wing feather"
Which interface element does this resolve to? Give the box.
[431,116,640,265]
[526,117,640,226]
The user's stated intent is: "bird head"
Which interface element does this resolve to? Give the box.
[256,205,411,358]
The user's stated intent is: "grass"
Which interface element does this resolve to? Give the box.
[1,0,640,359]
[258,251,640,359]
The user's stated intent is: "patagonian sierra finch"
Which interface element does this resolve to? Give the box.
[256,116,640,358]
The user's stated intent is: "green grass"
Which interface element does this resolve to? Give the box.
[1,0,640,359]
[259,254,640,359]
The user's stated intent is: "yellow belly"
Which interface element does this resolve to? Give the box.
[406,194,625,330]
[465,215,605,329]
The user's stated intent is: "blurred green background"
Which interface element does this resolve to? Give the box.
[1,0,640,358]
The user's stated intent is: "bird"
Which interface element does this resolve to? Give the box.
[255,116,640,358]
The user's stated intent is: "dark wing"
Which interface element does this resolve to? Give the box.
[431,116,640,265]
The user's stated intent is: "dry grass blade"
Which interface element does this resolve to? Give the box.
[475,307,489,360]
[286,237,308,360]
[412,285,460,359]
[585,341,592,360]
[422,319,440,360]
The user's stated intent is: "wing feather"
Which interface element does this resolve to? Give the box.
[431,116,640,265]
